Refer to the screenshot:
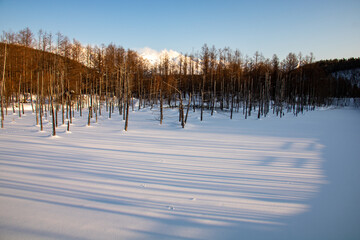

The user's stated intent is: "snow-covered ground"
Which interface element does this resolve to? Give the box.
[0,105,360,240]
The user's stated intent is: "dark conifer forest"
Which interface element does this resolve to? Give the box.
[1,28,359,132]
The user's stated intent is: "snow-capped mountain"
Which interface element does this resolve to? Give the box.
[137,47,202,74]
[137,47,182,65]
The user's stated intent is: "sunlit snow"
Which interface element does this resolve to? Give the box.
[0,104,359,239]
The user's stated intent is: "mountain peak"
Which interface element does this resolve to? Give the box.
[137,47,181,65]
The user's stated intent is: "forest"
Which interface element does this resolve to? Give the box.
[1,28,359,134]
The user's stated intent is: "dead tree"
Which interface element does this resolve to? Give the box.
[1,42,6,128]
[160,88,163,125]
[163,80,185,128]
[39,72,44,131]
[50,73,56,136]
[184,93,191,124]
[124,73,131,131]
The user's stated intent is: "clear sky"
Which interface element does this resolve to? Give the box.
[0,0,359,60]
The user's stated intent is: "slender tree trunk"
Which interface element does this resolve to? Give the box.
[88,107,91,126]
[185,93,191,124]
[245,90,248,119]
[99,76,102,116]
[1,42,6,128]
[109,100,112,118]
[124,99,129,131]
[55,104,58,127]
[12,95,15,114]
[230,94,234,120]
[51,95,56,136]
[95,100,98,123]
[66,96,69,120]
[248,90,252,117]
[61,72,65,125]
[258,85,262,119]
[22,82,25,115]
[40,72,44,131]
[160,89,163,125]
[200,89,204,121]
[211,80,216,116]
[79,73,82,117]
[36,72,39,125]
[30,71,34,113]
[105,72,108,112]
[124,74,130,131]
[179,91,184,128]
[131,94,134,112]
[18,75,21,118]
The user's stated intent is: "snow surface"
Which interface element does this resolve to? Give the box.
[1,105,360,239]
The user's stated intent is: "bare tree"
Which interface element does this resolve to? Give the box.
[1,42,6,128]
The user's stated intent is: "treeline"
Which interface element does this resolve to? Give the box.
[314,57,360,74]
[0,28,359,133]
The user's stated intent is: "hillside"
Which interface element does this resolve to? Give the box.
[307,58,360,87]
[0,42,93,95]
[332,68,360,88]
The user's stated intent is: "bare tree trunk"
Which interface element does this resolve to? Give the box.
[55,104,58,127]
[105,72,108,112]
[40,72,44,131]
[245,89,248,119]
[248,90,252,117]
[99,75,102,116]
[22,81,25,115]
[230,94,234,119]
[61,71,65,125]
[124,74,130,131]
[258,85,262,119]
[117,69,123,115]
[109,100,112,119]
[30,71,34,113]
[211,80,216,116]
[124,98,129,131]
[179,91,184,128]
[131,94,134,112]
[230,77,234,120]
[36,72,39,125]
[18,75,21,118]
[95,99,98,123]
[88,107,91,126]
[69,94,72,124]
[50,74,56,136]
[40,104,43,131]
[1,42,6,128]
[79,73,82,117]
[160,89,163,125]
[200,89,204,121]
[122,68,126,120]
[185,93,191,124]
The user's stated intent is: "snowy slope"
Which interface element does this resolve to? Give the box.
[332,68,360,87]
[0,105,360,239]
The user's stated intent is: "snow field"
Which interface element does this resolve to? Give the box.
[0,105,360,239]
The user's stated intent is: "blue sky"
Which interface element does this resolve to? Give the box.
[0,0,359,60]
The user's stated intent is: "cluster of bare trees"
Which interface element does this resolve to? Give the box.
[0,28,143,133]
[1,28,358,134]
